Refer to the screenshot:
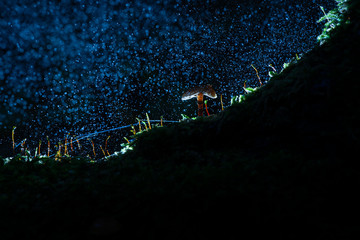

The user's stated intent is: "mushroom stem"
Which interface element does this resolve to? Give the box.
[181,85,217,117]
[197,93,204,116]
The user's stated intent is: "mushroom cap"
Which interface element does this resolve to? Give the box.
[181,84,217,101]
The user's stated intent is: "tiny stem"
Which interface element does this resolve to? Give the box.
[12,126,16,154]
[220,95,224,111]
[105,136,110,156]
[251,64,263,86]
[100,145,106,157]
[146,113,151,130]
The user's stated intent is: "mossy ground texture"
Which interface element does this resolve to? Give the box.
[1,1,360,239]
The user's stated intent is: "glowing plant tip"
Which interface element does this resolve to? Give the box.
[100,145,106,157]
[204,100,210,116]
[220,94,224,111]
[124,137,130,144]
[320,6,329,22]
[146,113,151,130]
[269,64,277,72]
[12,126,16,152]
[160,116,163,127]
[131,125,136,135]
[251,64,263,86]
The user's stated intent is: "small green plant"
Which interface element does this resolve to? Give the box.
[120,139,134,154]
[230,76,261,106]
[268,64,278,78]
[180,114,197,120]
[243,87,257,94]
[317,0,350,44]
[230,64,265,106]
[231,94,247,105]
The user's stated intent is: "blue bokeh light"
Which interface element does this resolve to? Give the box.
[0,0,335,154]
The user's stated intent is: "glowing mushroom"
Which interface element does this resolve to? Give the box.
[181,84,217,116]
